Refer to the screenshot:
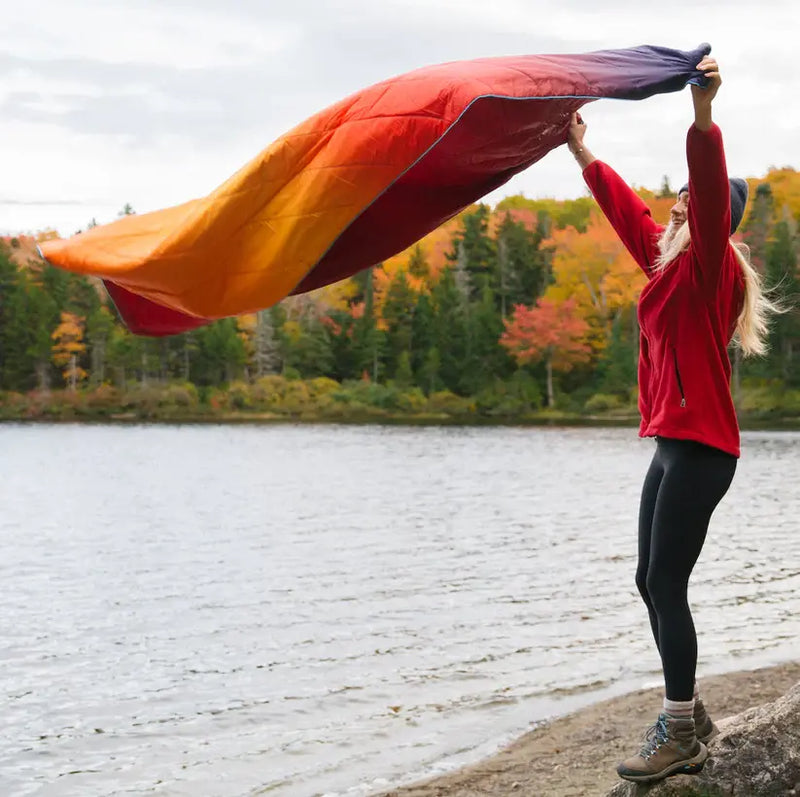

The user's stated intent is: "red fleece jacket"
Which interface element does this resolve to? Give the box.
[583,124,744,457]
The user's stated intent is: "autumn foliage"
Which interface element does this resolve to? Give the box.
[51,312,87,390]
[542,211,646,354]
[3,166,800,418]
[501,298,591,367]
[501,297,591,406]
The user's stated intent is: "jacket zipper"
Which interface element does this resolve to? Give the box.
[672,347,686,407]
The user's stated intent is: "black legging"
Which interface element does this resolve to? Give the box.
[636,436,737,701]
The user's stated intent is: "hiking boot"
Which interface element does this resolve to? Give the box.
[617,713,708,783]
[694,698,720,744]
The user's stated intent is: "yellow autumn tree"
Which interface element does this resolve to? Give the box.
[759,168,800,221]
[236,314,258,377]
[51,312,87,391]
[543,210,648,355]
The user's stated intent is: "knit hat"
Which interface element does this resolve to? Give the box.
[677,178,749,235]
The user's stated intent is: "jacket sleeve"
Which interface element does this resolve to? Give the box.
[686,123,732,289]
[582,160,662,278]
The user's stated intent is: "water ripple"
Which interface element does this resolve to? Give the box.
[0,424,797,797]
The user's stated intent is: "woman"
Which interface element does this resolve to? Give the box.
[566,57,775,783]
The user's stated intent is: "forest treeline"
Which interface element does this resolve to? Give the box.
[1,168,799,423]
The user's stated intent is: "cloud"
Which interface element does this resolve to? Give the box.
[1,1,584,142]
[0,0,798,234]
[0,2,297,68]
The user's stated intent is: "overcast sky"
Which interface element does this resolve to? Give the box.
[1,0,797,236]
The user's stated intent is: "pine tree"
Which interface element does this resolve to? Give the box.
[106,326,141,388]
[1,273,35,390]
[406,244,429,279]
[430,267,468,393]
[25,275,59,391]
[381,271,416,378]
[191,319,248,385]
[394,350,413,387]
[461,286,507,394]
[765,214,800,383]
[278,308,334,379]
[411,291,435,386]
[0,246,16,332]
[495,211,551,313]
[351,267,382,381]
[419,347,442,395]
[446,205,496,300]
[86,305,116,385]
[596,312,637,396]
[738,184,780,388]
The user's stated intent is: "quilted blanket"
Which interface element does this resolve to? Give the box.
[38,43,710,335]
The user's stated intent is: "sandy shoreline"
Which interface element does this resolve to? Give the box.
[377,661,800,797]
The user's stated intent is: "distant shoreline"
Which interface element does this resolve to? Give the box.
[2,412,800,431]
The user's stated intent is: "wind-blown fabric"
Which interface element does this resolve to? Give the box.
[39,43,711,336]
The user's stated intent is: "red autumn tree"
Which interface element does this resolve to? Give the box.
[500,297,591,407]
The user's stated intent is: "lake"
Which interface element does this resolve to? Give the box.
[1,424,798,796]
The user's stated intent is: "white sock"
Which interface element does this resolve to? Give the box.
[663,698,694,718]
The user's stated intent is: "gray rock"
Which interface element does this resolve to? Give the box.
[606,682,800,797]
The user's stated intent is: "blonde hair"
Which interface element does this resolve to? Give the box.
[654,223,777,357]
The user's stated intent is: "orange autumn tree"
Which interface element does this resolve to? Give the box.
[51,312,87,391]
[500,297,591,407]
[544,211,647,356]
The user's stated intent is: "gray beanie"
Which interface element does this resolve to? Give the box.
[678,178,749,234]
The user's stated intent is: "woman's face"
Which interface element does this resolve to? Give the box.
[670,191,689,227]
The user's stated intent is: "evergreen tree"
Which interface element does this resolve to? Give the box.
[406,244,429,279]
[351,267,382,381]
[191,319,247,385]
[0,264,60,391]
[430,267,468,393]
[25,275,59,390]
[461,286,507,394]
[736,183,775,391]
[381,271,416,378]
[411,291,436,386]
[67,274,102,319]
[0,246,16,333]
[451,237,471,299]
[326,308,358,381]
[446,205,496,300]
[86,305,116,385]
[764,215,800,383]
[1,274,36,390]
[278,310,334,378]
[595,312,637,396]
[419,347,442,395]
[0,249,22,388]
[106,326,140,388]
[179,332,198,382]
[394,350,413,388]
[495,211,551,313]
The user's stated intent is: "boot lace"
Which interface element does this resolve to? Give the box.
[639,714,669,759]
